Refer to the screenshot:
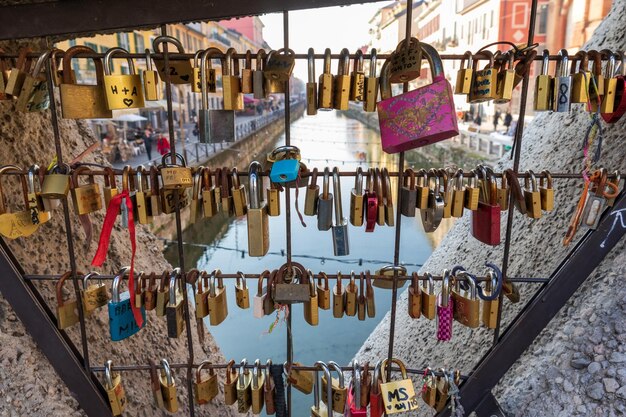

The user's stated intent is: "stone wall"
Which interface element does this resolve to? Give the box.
[356,1,626,416]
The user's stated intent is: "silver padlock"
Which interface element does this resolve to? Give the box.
[198,49,212,143]
[253,49,267,99]
[332,167,349,256]
[317,167,333,231]
[553,49,572,112]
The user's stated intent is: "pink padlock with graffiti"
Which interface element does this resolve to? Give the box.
[436,270,454,342]
[377,42,459,154]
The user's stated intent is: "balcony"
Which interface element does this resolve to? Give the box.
[211,32,231,47]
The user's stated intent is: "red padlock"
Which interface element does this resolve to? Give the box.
[347,360,367,416]
[369,360,384,417]
[365,168,379,232]
[471,170,501,245]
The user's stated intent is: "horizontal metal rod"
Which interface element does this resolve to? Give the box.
[25,273,548,283]
[89,362,468,380]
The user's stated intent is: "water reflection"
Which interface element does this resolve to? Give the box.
[164,111,452,413]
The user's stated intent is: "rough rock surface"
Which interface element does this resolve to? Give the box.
[0,43,240,416]
[356,1,626,416]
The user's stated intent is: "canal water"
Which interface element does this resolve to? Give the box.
[165,111,445,413]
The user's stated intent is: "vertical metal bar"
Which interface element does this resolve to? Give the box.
[493,0,539,343]
[386,0,412,380]
[282,10,293,417]
[160,24,196,417]
[45,48,90,371]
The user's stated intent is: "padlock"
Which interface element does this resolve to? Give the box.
[581,169,609,229]
[334,48,351,110]
[331,168,350,256]
[237,359,252,413]
[268,145,301,183]
[134,272,145,310]
[155,271,169,317]
[207,270,228,325]
[305,168,320,216]
[108,267,146,341]
[143,49,160,101]
[451,169,465,218]
[152,35,193,84]
[434,368,450,412]
[159,359,179,413]
[264,48,295,93]
[102,167,118,209]
[273,263,311,303]
[0,52,11,99]
[160,152,192,189]
[369,361,384,417]
[359,361,372,408]
[311,362,331,417]
[235,272,250,309]
[266,181,281,217]
[570,50,591,103]
[288,361,315,394]
[350,167,365,226]
[188,168,203,224]
[224,360,239,406]
[201,168,218,218]
[588,50,605,102]
[148,359,165,409]
[144,272,158,311]
[240,50,254,94]
[321,361,347,413]
[382,168,395,226]
[26,165,50,225]
[198,48,215,144]
[253,270,271,318]
[103,47,145,110]
[422,368,437,408]
[464,170,480,210]
[420,174,444,233]
[222,47,244,111]
[253,49,268,99]
[524,170,542,219]
[494,51,516,103]
[15,49,51,112]
[347,360,367,416]
[539,170,554,212]
[416,169,429,210]
[455,50,474,95]
[421,272,436,319]
[191,49,205,93]
[497,171,509,211]
[350,49,366,102]
[482,269,501,329]
[375,168,385,226]
[439,169,452,219]
[306,48,318,115]
[119,165,136,228]
[4,47,32,96]
[247,161,270,257]
[333,273,345,318]
[193,270,210,318]
[534,49,553,111]
[378,42,458,153]
[317,168,333,231]
[56,271,80,329]
[364,48,379,112]
[357,272,367,321]
[318,48,334,110]
[452,272,480,328]
[472,171,502,245]
[598,51,618,114]
[195,360,218,405]
[606,171,622,207]
[379,358,419,414]
[303,270,319,326]
[59,46,112,119]
[0,166,39,238]
[468,51,498,103]
[388,36,423,82]
[345,271,358,316]
[553,49,572,112]
[372,265,407,289]
[229,169,246,218]
[70,166,102,215]
[365,271,376,317]
[365,168,378,232]
[264,359,276,414]
[251,359,265,414]
[209,61,238,143]
[104,360,126,416]
[82,272,108,314]
[317,272,331,310]
[408,272,421,319]
[135,167,154,224]
[166,269,185,338]
[437,270,454,341]
[400,168,417,217]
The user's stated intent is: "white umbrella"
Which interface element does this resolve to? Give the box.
[113,113,148,122]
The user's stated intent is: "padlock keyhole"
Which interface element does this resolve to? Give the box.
[280,174,287,180]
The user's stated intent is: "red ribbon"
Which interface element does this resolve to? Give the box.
[91,190,143,328]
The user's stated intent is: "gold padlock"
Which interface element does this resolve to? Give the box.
[71,166,102,215]
[0,166,40,238]
[195,360,218,405]
[134,166,152,224]
[25,165,49,225]
[104,360,126,416]
[166,269,185,338]
[524,170,542,219]
[379,358,419,414]
[421,272,436,319]
[494,51,516,103]
[451,169,465,218]
[267,181,281,217]
[155,271,169,317]
[539,170,554,212]
[588,50,605,102]
[333,273,345,318]
[264,48,295,93]
[231,168,247,217]
[251,360,265,414]
[235,272,250,309]
[321,362,347,413]
[160,152,192,189]
[373,264,407,290]
[570,50,591,103]
[408,272,421,319]
[56,271,80,329]
[247,162,270,257]
[241,50,254,94]
[455,51,474,95]
[350,49,365,102]
[253,49,267,99]
[15,49,51,113]
[41,164,71,199]
[469,51,498,103]
[50,48,76,87]
[482,270,500,329]
[334,48,351,110]
[103,47,145,110]
[534,49,553,111]
[103,167,119,209]
[152,35,193,84]
[143,49,160,101]
[599,51,618,114]
[201,167,218,218]
[192,49,203,94]
[318,48,334,110]
[345,272,358,316]
[363,48,379,112]
[59,46,112,119]
[306,48,318,115]
[222,48,243,111]
[188,168,203,224]
[304,269,319,326]
[81,272,108,314]
[451,272,480,328]
[388,37,422,83]
[223,360,239,406]
[4,47,32,96]
[317,272,331,310]
[365,271,376,318]
[159,359,179,413]
[207,270,228,326]
[237,359,253,413]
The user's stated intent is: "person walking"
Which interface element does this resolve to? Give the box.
[143,125,154,162]
[493,111,501,132]
[504,112,513,130]
[156,130,170,156]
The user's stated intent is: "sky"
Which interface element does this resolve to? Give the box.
[260,1,388,81]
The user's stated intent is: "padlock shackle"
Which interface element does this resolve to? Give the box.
[55,271,73,307]
[338,48,350,75]
[317,271,329,290]
[168,268,180,305]
[403,168,416,190]
[441,269,451,307]
[160,358,174,386]
[255,49,266,70]
[541,49,550,75]
[322,48,332,74]
[111,266,130,303]
[160,152,187,168]
[121,165,135,193]
[238,358,248,389]
[307,47,315,83]
[571,51,588,75]
[332,167,344,223]
[248,161,262,209]
[200,48,221,109]
[354,167,364,193]
[144,49,154,71]
[556,49,569,78]
[422,271,434,293]
[460,50,473,70]
[63,45,105,85]
[196,359,214,383]
[136,166,150,193]
[82,271,100,290]
[525,169,539,192]
[306,269,317,296]
[380,357,409,383]
[371,360,382,395]
[252,359,262,389]
[104,47,136,76]
[352,359,361,409]
[27,164,39,195]
[314,361,331,410]
[328,360,345,387]
[104,360,115,389]
[152,36,185,54]
[322,167,330,199]
[0,165,28,212]
[257,270,270,296]
[236,271,247,289]
[369,48,377,78]
[353,49,364,72]
[31,49,54,77]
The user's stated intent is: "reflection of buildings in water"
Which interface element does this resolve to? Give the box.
[425,217,455,250]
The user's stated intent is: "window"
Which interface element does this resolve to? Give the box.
[512,3,529,28]
[134,33,145,54]
[85,42,97,71]
[116,33,130,50]
[537,4,549,35]
[482,13,487,39]
[491,10,494,28]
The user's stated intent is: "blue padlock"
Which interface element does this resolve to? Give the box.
[269,145,301,183]
[108,267,146,342]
